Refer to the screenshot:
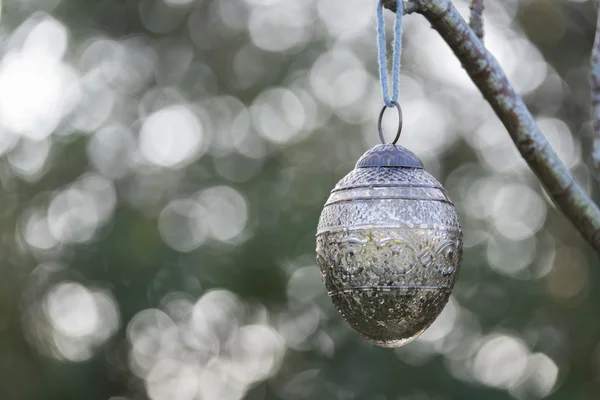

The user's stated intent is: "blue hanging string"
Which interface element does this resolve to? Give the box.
[377,0,403,108]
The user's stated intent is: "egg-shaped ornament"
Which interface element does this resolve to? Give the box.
[315,105,463,348]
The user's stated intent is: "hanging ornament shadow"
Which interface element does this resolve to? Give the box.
[315,0,463,348]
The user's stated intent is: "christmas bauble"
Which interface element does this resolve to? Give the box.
[316,144,463,347]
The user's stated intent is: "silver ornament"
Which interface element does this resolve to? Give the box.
[316,140,463,348]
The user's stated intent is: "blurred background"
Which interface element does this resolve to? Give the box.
[0,0,599,399]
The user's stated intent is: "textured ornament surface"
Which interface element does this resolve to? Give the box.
[316,145,462,347]
[355,144,424,168]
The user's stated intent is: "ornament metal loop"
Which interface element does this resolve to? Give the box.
[377,102,403,145]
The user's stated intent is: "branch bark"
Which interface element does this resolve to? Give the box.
[385,0,420,14]
[591,1,600,176]
[469,0,484,41]
[383,0,600,251]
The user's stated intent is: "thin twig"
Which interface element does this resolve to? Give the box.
[383,0,600,251]
[469,0,484,42]
[591,1,600,176]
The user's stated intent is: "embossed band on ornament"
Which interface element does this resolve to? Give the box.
[315,225,462,236]
[325,195,453,207]
[327,185,451,203]
[330,183,445,193]
[329,285,450,296]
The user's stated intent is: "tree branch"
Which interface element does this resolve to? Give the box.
[469,0,484,41]
[383,0,600,251]
[383,0,420,14]
[591,1,600,176]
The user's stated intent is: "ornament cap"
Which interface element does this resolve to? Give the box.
[355,144,424,169]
